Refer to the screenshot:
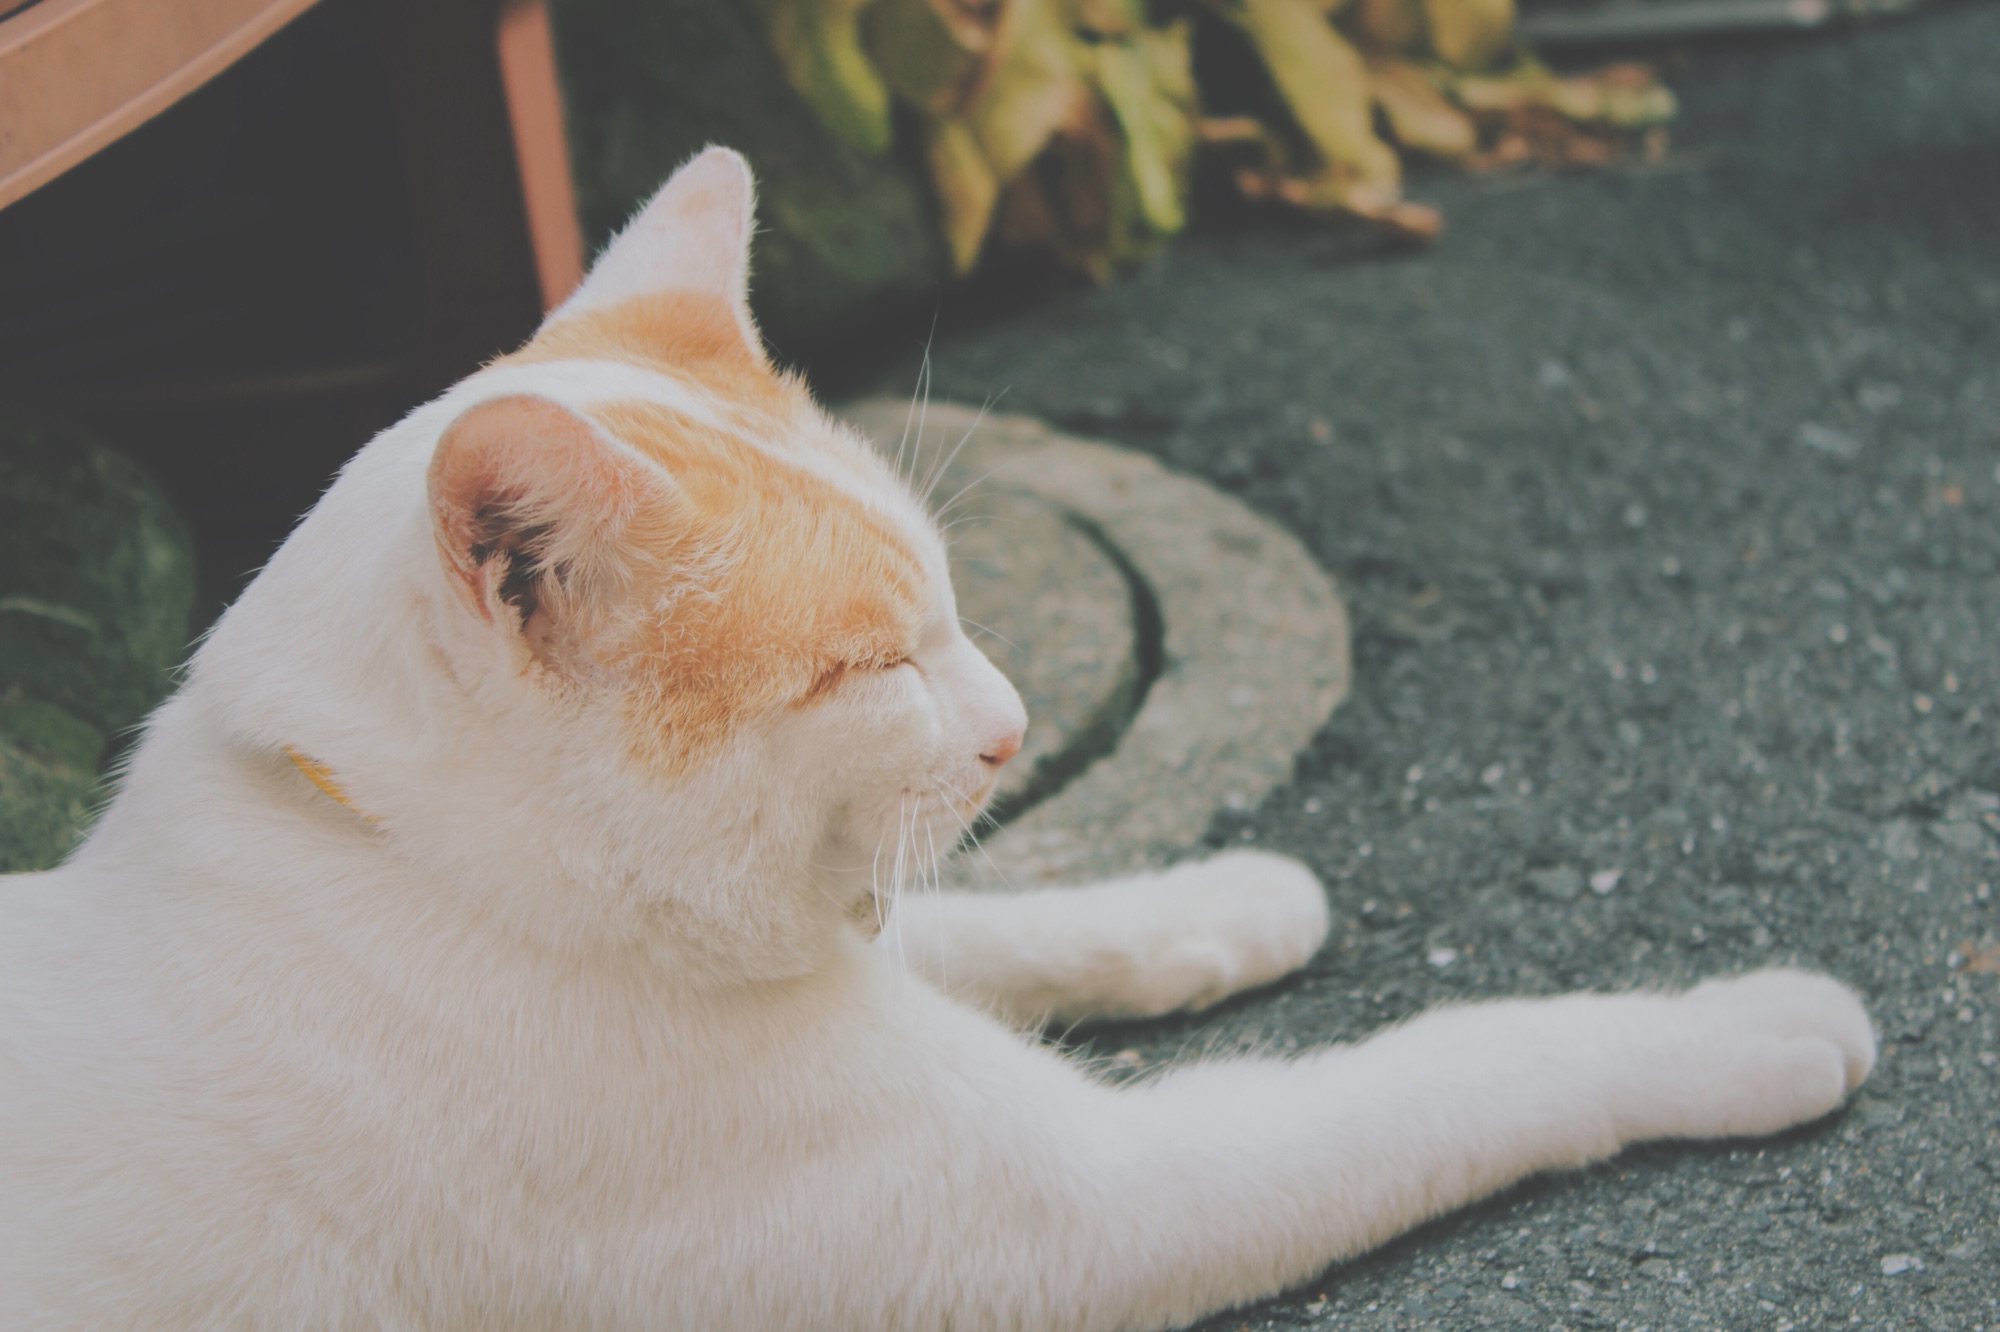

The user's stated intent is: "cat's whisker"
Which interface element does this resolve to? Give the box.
[912,816,938,973]
[909,343,936,488]
[917,393,1001,508]
[903,793,935,965]
[889,793,915,960]
[878,797,901,945]
[867,825,889,935]
[930,778,1019,895]
[931,463,1006,524]
[936,511,1006,531]
[956,617,1020,653]
[895,326,936,486]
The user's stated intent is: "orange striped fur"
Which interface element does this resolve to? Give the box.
[468,263,936,777]
[583,398,928,774]
[504,291,795,413]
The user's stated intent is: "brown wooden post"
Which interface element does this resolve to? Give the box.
[495,0,584,311]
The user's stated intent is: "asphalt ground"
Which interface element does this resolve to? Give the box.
[868,7,2000,1328]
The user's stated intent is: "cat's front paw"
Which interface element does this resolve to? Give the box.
[1111,852,1331,1017]
[1618,968,1875,1143]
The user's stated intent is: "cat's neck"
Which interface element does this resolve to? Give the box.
[82,686,859,992]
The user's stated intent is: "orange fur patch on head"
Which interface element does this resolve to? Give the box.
[587,399,930,775]
[506,292,793,410]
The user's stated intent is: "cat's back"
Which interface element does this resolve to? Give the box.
[0,863,167,1327]
[0,863,111,1077]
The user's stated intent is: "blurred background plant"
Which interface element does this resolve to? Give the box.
[552,0,1674,354]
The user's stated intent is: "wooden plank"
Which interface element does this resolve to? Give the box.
[495,0,582,310]
[0,0,319,211]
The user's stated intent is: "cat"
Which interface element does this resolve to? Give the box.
[0,147,1874,1331]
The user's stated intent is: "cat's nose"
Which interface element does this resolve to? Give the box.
[979,726,1023,769]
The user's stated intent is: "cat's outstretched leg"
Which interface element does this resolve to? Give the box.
[738,967,1874,1332]
[891,850,1331,1024]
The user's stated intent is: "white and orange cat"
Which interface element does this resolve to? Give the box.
[0,149,1874,1330]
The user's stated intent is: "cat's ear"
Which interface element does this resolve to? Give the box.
[427,394,666,657]
[550,146,759,350]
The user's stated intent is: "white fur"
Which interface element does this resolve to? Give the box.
[0,149,1875,1330]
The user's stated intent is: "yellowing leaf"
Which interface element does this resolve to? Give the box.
[926,117,1004,272]
[1367,55,1475,158]
[862,0,998,117]
[1092,21,1197,235]
[972,0,1089,180]
[1349,0,1425,53]
[1423,0,1514,70]
[756,0,895,153]
[1228,0,1401,191]
[1454,58,1676,127]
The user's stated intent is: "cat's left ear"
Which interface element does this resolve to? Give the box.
[548,146,760,351]
[427,394,671,663]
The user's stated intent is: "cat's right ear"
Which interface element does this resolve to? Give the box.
[427,394,666,657]
[548,146,759,353]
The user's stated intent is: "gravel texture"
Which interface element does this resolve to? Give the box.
[868,8,2000,1328]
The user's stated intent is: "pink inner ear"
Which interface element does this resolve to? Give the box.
[427,395,651,623]
[553,147,757,335]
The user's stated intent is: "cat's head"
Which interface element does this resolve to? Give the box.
[191,150,1023,968]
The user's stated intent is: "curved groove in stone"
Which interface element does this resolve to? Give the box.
[979,510,1165,830]
[934,481,1135,816]
[838,398,1351,890]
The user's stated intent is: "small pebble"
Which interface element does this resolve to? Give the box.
[1589,869,1623,896]
[1500,1274,1520,1290]
[1798,422,1862,458]
[1914,693,1934,714]
[1481,763,1505,785]
[1427,947,1459,968]
[1880,1253,1923,1276]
